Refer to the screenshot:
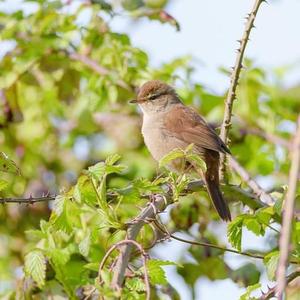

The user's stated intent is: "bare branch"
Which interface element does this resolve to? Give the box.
[111,193,171,290]
[98,239,150,300]
[153,219,298,264]
[240,127,292,149]
[229,156,275,205]
[0,195,55,204]
[69,52,132,91]
[219,0,265,179]
[154,220,264,261]
[276,115,300,299]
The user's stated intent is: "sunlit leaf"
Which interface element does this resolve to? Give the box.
[24,250,46,288]
[0,152,20,175]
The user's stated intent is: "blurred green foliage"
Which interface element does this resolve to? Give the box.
[0,0,299,299]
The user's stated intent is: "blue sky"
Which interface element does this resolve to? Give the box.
[111,0,300,93]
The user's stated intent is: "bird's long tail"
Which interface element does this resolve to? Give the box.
[203,151,231,221]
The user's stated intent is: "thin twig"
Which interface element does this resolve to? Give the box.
[239,125,291,149]
[0,195,55,204]
[229,156,275,205]
[153,219,299,264]
[260,269,300,300]
[98,239,151,300]
[276,115,300,300]
[69,52,132,91]
[219,0,265,180]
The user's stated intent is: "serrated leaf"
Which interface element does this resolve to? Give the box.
[74,175,98,206]
[105,153,121,165]
[187,153,206,172]
[53,195,65,216]
[88,155,126,180]
[88,162,106,180]
[79,231,91,257]
[125,277,145,292]
[274,197,283,215]
[49,248,71,267]
[227,216,243,251]
[24,250,46,287]
[239,283,261,300]
[264,251,279,280]
[0,179,9,192]
[146,259,177,285]
[159,148,184,168]
[50,196,80,233]
[256,207,273,225]
[244,217,262,236]
[0,152,20,175]
[84,262,99,272]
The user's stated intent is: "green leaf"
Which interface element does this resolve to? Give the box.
[53,195,65,216]
[227,216,243,251]
[87,155,126,180]
[88,162,106,180]
[256,207,273,225]
[264,251,279,280]
[244,217,262,236]
[79,231,91,257]
[125,277,145,292]
[159,148,184,168]
[230,263,260,287]
[187,153,206,172]
[105,153,121,166]
[0,152,20,175]
[177,263,202,286]
[146,259,177,285]
[50,195,80,233]
[84,262,99,272]
[49,248,71,267]
[274,197,283,215]
[24,250,46,287]
[0,179,9,192]
[239,283,261,300]
[74,175,98,206]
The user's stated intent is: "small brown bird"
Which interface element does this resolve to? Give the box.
[130,80,231,221]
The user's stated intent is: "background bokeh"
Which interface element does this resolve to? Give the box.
[0,0,299,299]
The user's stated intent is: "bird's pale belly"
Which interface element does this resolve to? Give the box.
[142,124,187,171]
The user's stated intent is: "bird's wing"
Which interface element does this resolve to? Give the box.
[163,105,230,154]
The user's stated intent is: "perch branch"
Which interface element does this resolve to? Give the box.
[0,182,265,208]
[98,239,150,300]
[276,115,300,300]
[111,193,171,290]
[219,0,265,179]
[110,180,294,292]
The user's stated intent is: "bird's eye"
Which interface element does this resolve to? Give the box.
[148,94,157,100]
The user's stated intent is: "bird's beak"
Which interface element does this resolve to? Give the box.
[129,99,138,104]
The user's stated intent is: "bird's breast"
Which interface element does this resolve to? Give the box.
[141,113,187,164]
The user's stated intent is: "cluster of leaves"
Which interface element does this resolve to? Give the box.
[0,0,300,299]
